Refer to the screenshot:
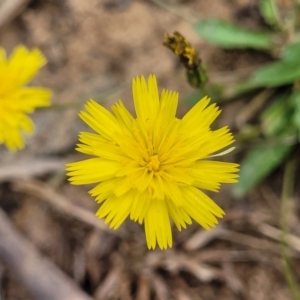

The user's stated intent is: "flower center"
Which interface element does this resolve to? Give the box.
[147,155,160,172]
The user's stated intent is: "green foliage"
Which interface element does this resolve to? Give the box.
[250,41,300,87]
[185,0,300,196]
[260,94,294,136]
[249,61,300,87]
[233,143,293,198]
[291,91,300,138]
[194,19,272,50]
[259,0,280,28]
[281,41,300,62]
[234,94,297,197]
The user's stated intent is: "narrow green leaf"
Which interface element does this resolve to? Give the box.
[233,143,293,198]
[282,40,300,62]
[235,92,297,197]
[259,0,279,28]
[249,39,300,87]
[294,112,300,132]
[194,19,272,50]
[291,91,300,133]
[250,60,300,87]
[261,94,293,136]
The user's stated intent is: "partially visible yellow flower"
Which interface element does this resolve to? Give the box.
[0,45,52,151]
[66,75,239,249]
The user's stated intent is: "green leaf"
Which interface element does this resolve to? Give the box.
[194,19,272,50]
[249,40,300,87]
[250,60,300,87]
[235,92,297,197]
[260,94,293,136]
[259,0,279,28]
[282,40,300,62]
[233,143,293,198]
[291,91,300,133]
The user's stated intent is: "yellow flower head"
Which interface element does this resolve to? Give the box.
[0,45,52,151]
[66,75,239,249]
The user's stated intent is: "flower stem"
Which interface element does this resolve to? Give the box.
[280,153,300,300]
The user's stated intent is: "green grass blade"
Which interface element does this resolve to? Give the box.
[250,60,300,87]
[194,19,272,50]
[259,0,280,28]
[233,143,293,198]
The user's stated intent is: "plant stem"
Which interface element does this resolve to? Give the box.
[150,0,197,22]
[280,153,300,300]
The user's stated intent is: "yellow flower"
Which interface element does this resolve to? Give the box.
[0,45,52,151]
[66,75,239,249]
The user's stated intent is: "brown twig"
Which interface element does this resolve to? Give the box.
[0,0,30,29]
[0,158,68,182]
[136,275,151,300]
[220,229,281,254]
[183,226,226,251]
[258,223,300,254]
[12,179,121,236]
[0,207,94,300]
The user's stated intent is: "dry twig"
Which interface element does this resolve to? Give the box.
[183,226,226,251]
[136,276,151,300]
[12,179,121,236]
[0,0,30,29]
[220,229,280,253]
[0,207,94,300]
[258,223,300,254]
[0,158,68,182]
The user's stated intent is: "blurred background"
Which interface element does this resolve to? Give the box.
[0,0,300,299]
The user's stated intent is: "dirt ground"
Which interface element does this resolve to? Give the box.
[0,0,299,299]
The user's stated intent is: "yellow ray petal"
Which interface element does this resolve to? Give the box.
[66,158,121,185]
[144,198,172,249]
[96,192,133,229]
[111,100,134,130]
[132,75,160,122]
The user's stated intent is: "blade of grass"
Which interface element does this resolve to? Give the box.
[194,19,273,50]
